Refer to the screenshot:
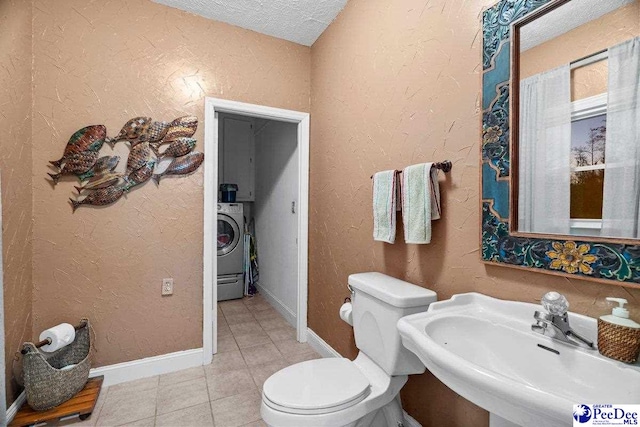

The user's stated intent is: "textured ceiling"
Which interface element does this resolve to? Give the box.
[520,0,635,51]
[152,0,348,46]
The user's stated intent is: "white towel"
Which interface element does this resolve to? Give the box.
[402,163,441,244]
[372,170,397,243]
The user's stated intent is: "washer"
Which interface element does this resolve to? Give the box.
[217,203,244,301]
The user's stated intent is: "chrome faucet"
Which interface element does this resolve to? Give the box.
[531,292,594,349]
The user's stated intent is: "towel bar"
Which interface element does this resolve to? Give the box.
[369,160,452,178]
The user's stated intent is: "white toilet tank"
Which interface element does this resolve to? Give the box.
[349,272,437,376]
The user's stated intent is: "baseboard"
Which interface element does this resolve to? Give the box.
[306,328,423,427]
[6,390,26,424]
[89,348,204,387]
[5,348,204,423]
[256,283,296,327]
[306,328,341,358]
[403,411,422,427]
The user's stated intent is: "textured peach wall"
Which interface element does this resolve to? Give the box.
[31,0,309,369]
[520,1,638,100]
[309,0,640,426]
[0,0,33,406]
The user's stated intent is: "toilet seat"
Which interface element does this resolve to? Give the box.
[262,358,371,415]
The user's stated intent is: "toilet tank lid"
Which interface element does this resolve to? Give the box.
[348,272,437,308]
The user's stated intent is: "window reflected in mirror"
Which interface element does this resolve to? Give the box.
[570,114,606,233]
[515,0,639,239]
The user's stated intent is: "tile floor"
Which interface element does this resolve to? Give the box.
[47,294,321,427]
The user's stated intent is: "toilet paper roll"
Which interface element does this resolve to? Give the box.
[340,302,353,326]
[39,323,75,353]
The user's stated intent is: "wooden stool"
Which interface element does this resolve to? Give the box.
[10,376,104,427]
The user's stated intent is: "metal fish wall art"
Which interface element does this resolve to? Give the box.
[170,115,198,131]
[153,152,204,185]
[133,121,170,146]
[124,160,156,191]
[48,151,100,184]
[56,115,203,212]
[159,116,198,143]
[126,142,151,173]
[106,117,151,147]
[70,185,126,212]
[77,155,120,181]
[49,125,106,168]
[151,127,196,154]
[74,172,124,194]
[159,138,196,159]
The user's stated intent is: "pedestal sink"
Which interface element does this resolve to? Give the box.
[397,293,640,427]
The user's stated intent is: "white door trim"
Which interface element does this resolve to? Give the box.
[203,97,310,363]
[0,175,6,426]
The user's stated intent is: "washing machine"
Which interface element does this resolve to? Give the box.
[217,203,244,301]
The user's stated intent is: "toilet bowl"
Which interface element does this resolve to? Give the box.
[260,272,437,427]
[261,353,406,427]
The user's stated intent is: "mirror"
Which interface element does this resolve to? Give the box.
[513,0,639,239]
[481,0,640,284]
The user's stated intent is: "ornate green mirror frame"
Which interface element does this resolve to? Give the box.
[481,0,640,285]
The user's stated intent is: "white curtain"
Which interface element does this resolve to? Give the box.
[518,65,572,234]
[601,37,640,238]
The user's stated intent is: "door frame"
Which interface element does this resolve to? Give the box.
[0,175,6,425]
[203,97,310,364]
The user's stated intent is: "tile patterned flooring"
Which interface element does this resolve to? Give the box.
[46,294,320,427]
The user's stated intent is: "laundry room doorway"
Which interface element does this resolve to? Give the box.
[202,98,309,364]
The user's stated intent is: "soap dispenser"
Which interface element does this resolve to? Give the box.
[597,297,640,363]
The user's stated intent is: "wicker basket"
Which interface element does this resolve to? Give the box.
[22,319,92,411]
[597,318,640,364]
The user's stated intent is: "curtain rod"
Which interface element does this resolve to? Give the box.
[571,49,608,70]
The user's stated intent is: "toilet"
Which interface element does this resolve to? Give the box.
[260,272,437,427]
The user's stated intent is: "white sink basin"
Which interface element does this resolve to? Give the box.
[397,293,640,427]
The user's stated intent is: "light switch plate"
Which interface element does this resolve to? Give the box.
[162,278,174,296]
